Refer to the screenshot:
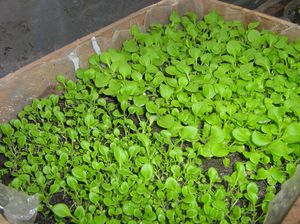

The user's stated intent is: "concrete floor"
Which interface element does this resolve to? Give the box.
[0,0,267,77]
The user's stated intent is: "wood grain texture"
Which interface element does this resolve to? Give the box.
[0,215,9,224]
[283,196,300,224]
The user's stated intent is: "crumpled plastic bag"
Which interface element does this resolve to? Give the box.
[0,184,39,224]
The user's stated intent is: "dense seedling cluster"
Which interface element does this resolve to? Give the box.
[1,11,300,224]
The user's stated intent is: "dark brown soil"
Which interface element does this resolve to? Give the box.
[49,192,74,207]
[35,192,74,224]
[0,154,5,167]
[0,155,14,185]
[201,152,246,176]
[35,212,56,224]
[1,173,13,186]
[289,4,300,24]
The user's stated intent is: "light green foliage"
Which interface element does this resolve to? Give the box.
[0,10,300,224]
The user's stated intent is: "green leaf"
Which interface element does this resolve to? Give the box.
[201,193,211,203]
[114,147,127,166]
[133,95,148,107]
[119,63,131,79]
[122,202,135,216]
[137,133,151,150]
[204,11,220,24]
[140,163,154,180]
[4,161,13,168]
[247,30,260,43]
[67,128,78,141]
[227,40,241,55]
[232,206,242,220]
[54,110,65,123]
[160,84,174,100]
[186,208,198,218]
[165,177,180,190]
[189,47,201,61]
[146,101,158,114]
[192,101,212,116]
[232,128,251,142]
[246,151,261,164]
[212,200,226,211]
[255,56,270,71]
[286,163,296,176]
[56,75,65,84]
[209,126,224,143]
[119,182,129,194]
[49,183,60,194]
[157,115,175,129]
[265,140,289,157]
[52,203,72,218]
[66,176,78,190]
[246,182,259,204]
[0,123,14,136]
[238,63,253,80]
[72,166,87,183]
[247,182,258,193]
[49,94,59,105]
[270,167,286,183]
[165,66,179,76]
[248,21,260,29]
[202,84,216,99]
[17,135,26,147]
[178,77,189,87]
[170,11,181,24]
[267,107,283,124]
[84,114,94,127]
[74,206,85,219]
[123,39,139,52]
[208,167,219,183]
[95,73,110,88]
[180,126,198,141]
[251,131,272,146]
[95,143,108,157]
[223,158,230,167]
[80,141,90,150]
[176,64,191,76]
[282,123,300,143]
[211,143,229,157]
[256,168,269,180]
[89,192,100,204]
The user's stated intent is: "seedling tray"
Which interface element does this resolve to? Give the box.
[0,0,300,223]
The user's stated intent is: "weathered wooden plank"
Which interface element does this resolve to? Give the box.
[282,196,300,224]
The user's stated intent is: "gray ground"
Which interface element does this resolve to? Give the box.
[0,0,267,78]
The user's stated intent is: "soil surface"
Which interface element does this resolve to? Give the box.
[285,2,300,24]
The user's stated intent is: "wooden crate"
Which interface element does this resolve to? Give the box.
[0,0,299,223]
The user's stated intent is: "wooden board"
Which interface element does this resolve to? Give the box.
[283,196,300,224]
[0,215,9,224]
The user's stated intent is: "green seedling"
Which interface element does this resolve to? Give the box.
[0,10,299,224]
